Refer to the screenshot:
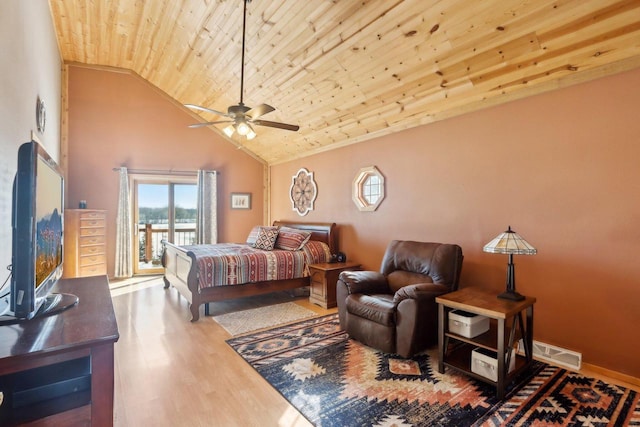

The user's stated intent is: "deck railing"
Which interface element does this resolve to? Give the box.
[138,224,196,263]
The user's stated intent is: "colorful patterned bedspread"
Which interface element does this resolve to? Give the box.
[182,240,331,290]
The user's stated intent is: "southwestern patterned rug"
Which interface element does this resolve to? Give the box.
[227,314,640,427]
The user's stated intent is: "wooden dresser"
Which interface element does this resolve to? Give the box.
[64,209,107,278]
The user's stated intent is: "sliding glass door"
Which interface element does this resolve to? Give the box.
[133,179,197,275]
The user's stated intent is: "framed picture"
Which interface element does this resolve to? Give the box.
[231,193,251,209]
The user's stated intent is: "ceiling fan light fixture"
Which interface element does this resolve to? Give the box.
[223,124,235,137]
[236,121,251,136]
[222,121,256,140]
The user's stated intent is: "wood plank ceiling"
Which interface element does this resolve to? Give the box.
[49,0,640,164]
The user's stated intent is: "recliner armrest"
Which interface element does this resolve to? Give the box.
[338,271,390,294]
[392,283,450,303]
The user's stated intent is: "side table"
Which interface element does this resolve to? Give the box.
[436,287,535,399]
[309,262,361,308]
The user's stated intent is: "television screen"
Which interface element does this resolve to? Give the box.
[34,154,63,290]
[9,140,72,320]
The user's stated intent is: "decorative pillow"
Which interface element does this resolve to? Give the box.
[275,227,312,251]
[254,226,279,251]
[245,225,262,246]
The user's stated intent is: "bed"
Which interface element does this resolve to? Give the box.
[162,221,337,321]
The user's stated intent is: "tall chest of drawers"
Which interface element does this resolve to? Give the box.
[63,209,107,278]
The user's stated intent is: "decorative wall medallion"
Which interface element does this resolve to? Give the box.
[289,168,317,216]
[36,96,46,133]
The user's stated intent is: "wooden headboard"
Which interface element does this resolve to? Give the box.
[272,221,338,255]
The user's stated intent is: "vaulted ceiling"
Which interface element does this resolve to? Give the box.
[49,0,640,164]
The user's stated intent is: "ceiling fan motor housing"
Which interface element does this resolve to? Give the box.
[228,103,251,118]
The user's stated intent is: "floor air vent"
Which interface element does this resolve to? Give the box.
[518,339,582,371]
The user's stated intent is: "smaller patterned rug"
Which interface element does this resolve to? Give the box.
[213,302,317,336]
[227,314,640,427]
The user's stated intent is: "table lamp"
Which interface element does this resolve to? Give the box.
[483,226,537,301]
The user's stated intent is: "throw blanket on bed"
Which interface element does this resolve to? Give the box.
[183,241,331,290]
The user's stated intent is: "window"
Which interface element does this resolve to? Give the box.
[352,166,385,211]
[134,179,197,274]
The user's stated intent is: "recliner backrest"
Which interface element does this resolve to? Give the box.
[380,240,463,293]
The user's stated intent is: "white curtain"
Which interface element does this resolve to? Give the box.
[196,170,218,244]
[114,167,133,278]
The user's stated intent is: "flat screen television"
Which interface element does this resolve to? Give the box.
[9,140,77,321]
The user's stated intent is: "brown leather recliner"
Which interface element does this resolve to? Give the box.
[336,240,463,358]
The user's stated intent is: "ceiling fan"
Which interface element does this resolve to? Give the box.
[185,0,299,140]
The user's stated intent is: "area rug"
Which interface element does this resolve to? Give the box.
[227,314,640,427]
[213,302,317,336]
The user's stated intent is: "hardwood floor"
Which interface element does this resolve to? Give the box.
[111,277,639,426]
[111,278,328,426]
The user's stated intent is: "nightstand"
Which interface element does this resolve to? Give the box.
[309,262,361,308]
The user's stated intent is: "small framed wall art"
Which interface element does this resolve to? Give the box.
[230,192,251,209]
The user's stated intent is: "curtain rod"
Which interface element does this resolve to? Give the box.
[112,168,218,177]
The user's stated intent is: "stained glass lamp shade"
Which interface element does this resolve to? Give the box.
[483,226,537,301]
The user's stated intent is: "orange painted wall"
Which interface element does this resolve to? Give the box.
[270,68,640,378]
[66,66,265,276]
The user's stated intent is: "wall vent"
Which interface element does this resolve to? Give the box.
[518,339,582,371]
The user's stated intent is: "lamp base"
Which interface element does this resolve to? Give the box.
[498,290,525,301]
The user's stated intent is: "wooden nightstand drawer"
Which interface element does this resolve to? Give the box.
[308,262,361,309]
[310,269,325,285]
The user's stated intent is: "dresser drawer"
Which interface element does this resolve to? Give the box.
[80,218,106,229]
[79,235,105,247]
[79,226,106,237]
[79,254,106,267]
[79,263,107,277]
[79,245,105,256]
[79,211,106,220]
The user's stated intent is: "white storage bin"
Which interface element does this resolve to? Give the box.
[471,347,516,382]
[448,310,490,338]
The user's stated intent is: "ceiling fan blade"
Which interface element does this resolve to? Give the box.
[184,104,228,117]
[188,120,233,128]
[252,119,300,132]
[246,104,275,120]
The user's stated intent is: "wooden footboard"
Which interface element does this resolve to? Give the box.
[162,221,337,321]
[162,240,199,320]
